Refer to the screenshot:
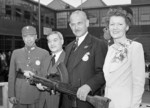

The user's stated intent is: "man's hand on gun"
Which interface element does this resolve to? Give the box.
[23,71,47,90]
[28,74,111,108]
[23,70,34,78]
[77,84,91,101]
[25,72,56,94]
[9,97,18,104]
[36,83,56,95]
[36,83,47,90]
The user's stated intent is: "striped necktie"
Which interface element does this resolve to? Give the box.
[51,55,55,66]
[72,38,79,51]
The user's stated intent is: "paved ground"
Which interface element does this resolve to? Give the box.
[142,91,150,103]
[141,91,150,108]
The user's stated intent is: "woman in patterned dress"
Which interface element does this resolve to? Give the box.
[103,6,145,108]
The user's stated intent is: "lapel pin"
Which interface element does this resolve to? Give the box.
[35,60,40,66]
[82,52,90,61]
[84,45,88,49]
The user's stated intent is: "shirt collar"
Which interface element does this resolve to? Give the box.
[24,44,36,52]
[77,32,88,46]
[52,50,63,62]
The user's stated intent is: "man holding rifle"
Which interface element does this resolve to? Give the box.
[22,26,110,108]
[36,31,65,108]
[8,25,49,108]
[61,10,108,108]
[20,10,109,108]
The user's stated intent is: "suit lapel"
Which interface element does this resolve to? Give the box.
[65,41,75,65]
[72,34,92,70]
[50,50,65,74]
[55,50,65,65]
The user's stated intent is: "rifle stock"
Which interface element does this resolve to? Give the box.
[29,75,111,108]
[86,95,110,108]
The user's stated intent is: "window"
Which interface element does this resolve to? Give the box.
[15,8,21,18]
[131,7,139,25]
[32,13,38,23]
[0,35,13,51]
[24,11,30,20]
[5,5,11,16]
[100,9,109,27]
[40,15,44,23]
[50,18,54,27]
[139,6,150,25]
[46,16,49,24]
[56,12,68,28]
[86,10,100,27]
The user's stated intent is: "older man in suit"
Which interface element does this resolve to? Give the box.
[36,31,65,108]
[61,10,108,108]
[8,25,49,108]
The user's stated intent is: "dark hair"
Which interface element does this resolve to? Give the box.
[104,6,133,27]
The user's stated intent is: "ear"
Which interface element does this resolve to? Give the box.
[69,23,72,29]
[61,39,64,45]
[22,37,25,41]
[86,19,89,27]
[35,35,37,40]
[126,25,129,31]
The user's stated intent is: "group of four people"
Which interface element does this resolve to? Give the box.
[8,6,145,108]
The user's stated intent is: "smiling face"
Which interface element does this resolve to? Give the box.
[23,34,37,47]
[47,33,63,53]
[69,11,89,38]
[109,16,129,40]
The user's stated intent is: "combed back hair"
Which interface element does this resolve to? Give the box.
[69,10,88,22]
[104,6,133,27]
[47,31,64,41]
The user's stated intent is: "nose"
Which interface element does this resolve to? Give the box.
[26,36,32,40]
[113,24,119,29]
[49,41,54,46]
[74,24,79,30]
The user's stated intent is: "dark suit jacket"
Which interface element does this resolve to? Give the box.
[39,50,65,108]
[63,33,108,108]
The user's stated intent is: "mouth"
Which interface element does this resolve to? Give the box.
[50,46,56,49]
[75,30,80,33]
[26,41,34,45]
[112,31,120,34]
[27,42,33,44]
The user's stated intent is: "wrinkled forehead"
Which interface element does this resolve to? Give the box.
[47,34,60,40]
[70,11,87,22]
[22,34,36,38]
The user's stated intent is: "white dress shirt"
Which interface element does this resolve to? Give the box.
[52,50,63,63]
[77,32,88,47]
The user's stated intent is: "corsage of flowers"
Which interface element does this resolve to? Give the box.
[112,40,131,63]
[82,52,90,61]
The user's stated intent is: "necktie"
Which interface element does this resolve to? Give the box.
[51,55,55,66]
[72,38,79,51]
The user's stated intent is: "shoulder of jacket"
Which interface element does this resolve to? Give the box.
[89,34,104,42]
[131,41,143,47]
[13,48,24,53]
[66,40,74,48]
[37,47,49,53]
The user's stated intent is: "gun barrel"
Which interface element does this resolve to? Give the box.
[30,75,111,108]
